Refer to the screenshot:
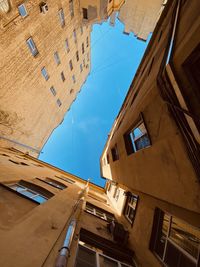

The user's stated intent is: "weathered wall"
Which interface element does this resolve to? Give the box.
[0,0,91,156]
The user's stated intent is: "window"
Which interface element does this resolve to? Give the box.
[65,38,70,52]
[54,52,60,65]
[55,175,75,184]
[87,52,89,62]
[83,59,85,67]
[80,64,83,73]
[58,8,65,27]
[50,86,56,96]
[18,4,28,17]
[75,243,133,267]
[8,183,48,204]
[41,67,49,81]
[106,153,110,164]
[86,36,89,47]
[26,37,38,57]
[150,208,200,267]
[37,178,67,190]
[57,99,62,107]
[123,193,138,224]
[69,0,74,18]
[82,8,88,19]
[72,74,76,83]
[76,51,79,62]
[111,144,119,161]
[148,57,154,75]
[61,71,65,82]
[82,43,85,54]
[80,26,83,35]
[85,202,115,222]
[113,187,120,202]
[70,88,74,94]
[73,29,77,43]
[124,116,151,155]
[69,60,73,71]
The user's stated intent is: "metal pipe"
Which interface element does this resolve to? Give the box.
[55,219,76,267]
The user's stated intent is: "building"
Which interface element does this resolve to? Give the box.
[0,146,138,267]
[100,0,200,266]
[116,0,167,40]
[0,0,91,157]
[80,0,125,25]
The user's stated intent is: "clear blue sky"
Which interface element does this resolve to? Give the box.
[39,19,149,187]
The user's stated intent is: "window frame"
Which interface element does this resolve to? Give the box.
[149,208,200,267]
[41,67,49,81]
[57,99,62,107]
[36,178,67,190]
[123,192,139,225]
[61,71,65,82]
[50,86,56,96]
[18,3,28,17]
[54,51,61,65]
[26,37,38,57]
[85,202,115,222]
[111,144,119,161]
[124,114,151,155]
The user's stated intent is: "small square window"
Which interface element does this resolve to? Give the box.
[69,60,73,71]
[50,86,56,96]
[82,8,88,19]
[26,37,38,57]
[61,71,65,82]
[54,52,61,65]
[41,67,49,81]
[57,99,62,107]
[58,8,65,27]
[86,36,89,47]
[18,4,28,17]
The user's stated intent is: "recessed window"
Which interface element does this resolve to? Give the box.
[85,202,115,222]
[150,208,200,267]
[41,67,49,81]
[18,4,28,17]
[50,86,56,96]
[124,115,151,155]
[69,0,74,18]
[111,144,119,161]
[57,99,62,107]
[82,43,85,54]
[86,36,89,47]
[61,71,65,82]
[65,38,70,52]
[113,187,120,202]
[80,26,83,35]
[87,52,89,62]
[123,192,138,224]
[76,51,79,61]
[26,37,38,57]
[72,75,76,83]
[8,183,49,204]
[58,8,65,27]
[73,29,77,43]
[80,64,83,72]
[69,59,73,71]
[70,88,74,94]
[9,159,20,165]
[82,8,88,19]
[54,51,61,65]
[37,178,67,190]
[55,175,75,184]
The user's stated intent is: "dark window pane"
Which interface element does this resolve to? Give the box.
[75,245,96,267]
[134,134,150,150]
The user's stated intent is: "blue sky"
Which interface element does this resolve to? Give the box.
[39,19,149,187]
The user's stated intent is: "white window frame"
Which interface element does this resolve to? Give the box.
[85,203,114,222]
[41,67,49,81]
[76,243,134,267]
[124,194,138,224]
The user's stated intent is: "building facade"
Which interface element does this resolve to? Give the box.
[0,0,91,157]
[101,0,200,266]
[0,146,138,267]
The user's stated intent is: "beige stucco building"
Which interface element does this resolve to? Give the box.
[0,0,91,157]
[101,0,200,266]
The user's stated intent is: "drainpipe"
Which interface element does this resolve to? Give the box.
[54,181,89,267]
[55,219,76,267]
